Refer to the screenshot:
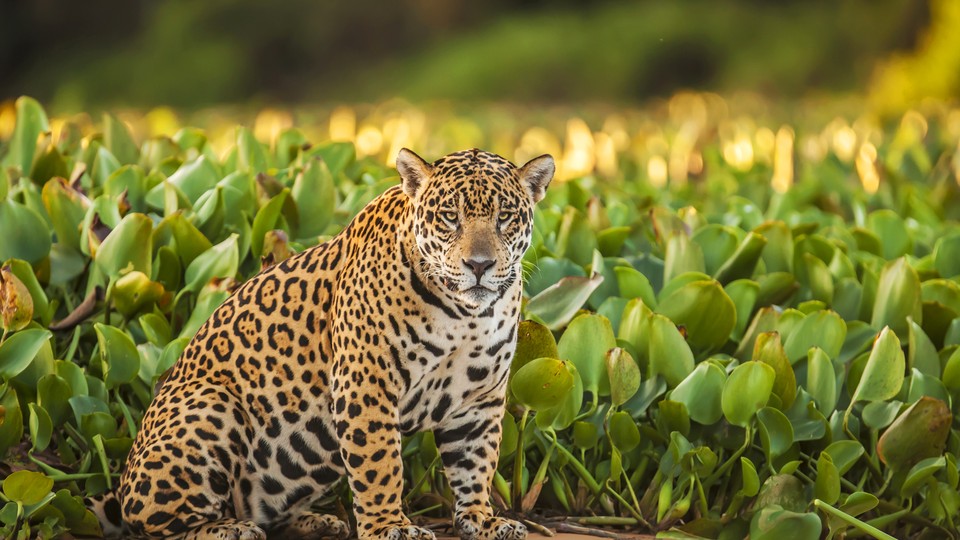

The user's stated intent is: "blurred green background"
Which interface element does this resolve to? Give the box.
[0,0,957,114]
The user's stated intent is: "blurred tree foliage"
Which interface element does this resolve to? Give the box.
[0,0,933,110]
[869,0,960,113]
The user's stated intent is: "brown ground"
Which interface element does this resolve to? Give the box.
[437,534,656,540]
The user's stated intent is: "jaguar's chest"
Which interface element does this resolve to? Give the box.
[394,310,517,434]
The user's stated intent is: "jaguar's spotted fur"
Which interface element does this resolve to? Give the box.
[89,148,554,539]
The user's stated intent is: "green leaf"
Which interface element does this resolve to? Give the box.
[658,271,711,305]
[2,470,53,506]
[740,458,760,497]
[822,440,864,475]
[56,360,88,396]
[68,396,109,425]
[28,403,53,452]
[757,407,794,459]
[555,207,597,267]
[814,452,840,505]
[663,232,705,285]
[0,328,52,380]
[691,224,739,276]
[139,313,172,348]
[95,323,140,389]
[534,361,583,430]
[251,189,291,262]
[725,279,759,340]
[907,317,940,377]
[510,357,575,411]
[805,348,838,413]
[237,126,269,173]
[147,156,220,208]
[511,320,558,385]
[671,362,726,425]
[648,313,695,388]
[782,310,846,363]
[605,347,640,406]
[877,396,951,471]
[81,411,117,441]
[597,226,630,256]
[657,400,690,438]
[95,212,153,279]
[867,210,911,259]
[750,504,822,540]
[608,410,640,452]
[0,200,52,264]
[944,347,960,392]
[90,146,122,188]
[657,279,736,352]
[849,326,904,403]
[801,252,834,304]
[901,456,946,498]
[0,387,23,456]
[722,361,775,427]
[2,96,49,173]
[614,266,657,309]
[1,264,34,332]
[525,256,585,297]
[756,221,794,273]
[112,271,165,317]
[862,400,901,430]
[4,259,50,326]
[934,231,960,279]
[308,141,354,178]
[756,271,799,308]
[755,474,807,513]
[617,297,652,364]
[178,288,230,339]
[41,178,90,250]
[871,257,921,338]
[752,332,797,410]
[154,338,189,383]
[158,212,213,268]
[37,374,71,426]
[557,313,617,398]
[572,421,600,450]
[293,158,337,239]
[103,113,139,165]
[714,231,767,284]
[182,234,239,294]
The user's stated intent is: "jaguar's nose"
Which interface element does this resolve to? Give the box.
[463,258,495,282]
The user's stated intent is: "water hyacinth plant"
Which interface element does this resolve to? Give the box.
[0,95,959,538]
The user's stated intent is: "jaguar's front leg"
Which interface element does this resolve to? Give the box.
[435,399,527,540]
[333,352,435,540]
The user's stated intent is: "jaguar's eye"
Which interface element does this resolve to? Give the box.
[440,210,459,224]
[498,211,512,224]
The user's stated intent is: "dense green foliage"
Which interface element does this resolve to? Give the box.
[1,96,960,539]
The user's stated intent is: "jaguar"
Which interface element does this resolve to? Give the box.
[89,147,554,540]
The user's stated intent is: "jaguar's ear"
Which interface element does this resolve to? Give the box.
[396,148,433,199]
[519,154,555,203]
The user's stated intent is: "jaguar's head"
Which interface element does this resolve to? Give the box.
[396,148,554,305]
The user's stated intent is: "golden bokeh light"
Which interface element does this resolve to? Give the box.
[329,106,356,142]
[771,126,795,193]
[723,132,754,172]
[0,101,19,141]
[831,121,858,163]
[254,108,293,144]
[856,142,880,194]
[355,125,384,157]
[647,155,668,188]
[560,118,595,180]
